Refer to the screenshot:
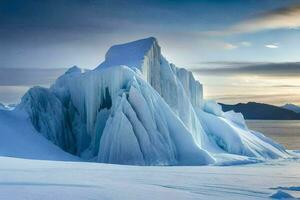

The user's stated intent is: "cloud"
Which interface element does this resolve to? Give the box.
[195,61,266,68]
[210,93,299,105]
[191,62,300,77]
[202,61,262,65]
[240,41,252,47]
[210,4,300,35]
[265,44,279,48]
[223,43,238,50]
[0,68,69,104]
[0,68,67,86]
[0,86,29,104]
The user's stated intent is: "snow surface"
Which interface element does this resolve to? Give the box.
[2,37,291,165]
[0,109,78,161]
[0,155,299,200]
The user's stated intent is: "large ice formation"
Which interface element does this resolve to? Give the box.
[17,37,289,165]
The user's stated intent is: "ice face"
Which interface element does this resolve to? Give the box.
[18,37,290,165]
[98,37,207,148]
[20,86,77,154]
[19,65,215,165]
[97,37,203,106]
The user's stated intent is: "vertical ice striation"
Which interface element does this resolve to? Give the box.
[96,68,214,165]
[20,65,215,165]
[19,87,77,154]
[175,67,203,108]
[97,37,208,148]
[97,37,203,109]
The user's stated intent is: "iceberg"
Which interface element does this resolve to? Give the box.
[17,37,289,165]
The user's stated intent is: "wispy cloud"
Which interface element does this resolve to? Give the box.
[0,68,68,104]
[192,62,300,77]
[0,68,67,86]
[223,43,238,50]
[210,93,299,105]
[265,44,279,48]
[209,4,300,35]
[195,61,267,68]
[240,41,252,47]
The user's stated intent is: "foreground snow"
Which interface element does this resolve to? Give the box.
[0,155,299,200]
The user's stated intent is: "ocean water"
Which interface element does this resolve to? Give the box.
[246,120,300,150]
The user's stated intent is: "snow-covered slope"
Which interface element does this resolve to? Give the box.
[0,109,78,161]
[282,103,300,113]
[1,156,300,200]
[14,37,289,165]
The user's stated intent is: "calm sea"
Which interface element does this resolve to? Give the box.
[246,120,300,150]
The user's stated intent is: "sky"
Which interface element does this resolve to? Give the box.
[1,0,300,105]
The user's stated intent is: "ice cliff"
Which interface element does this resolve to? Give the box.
[18,37,289,165]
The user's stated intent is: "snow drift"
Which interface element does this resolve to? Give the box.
[0,109,77,161]
[13,37,289,165]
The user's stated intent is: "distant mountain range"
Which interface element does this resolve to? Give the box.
[220,102,300,120]
[282,103,300,113]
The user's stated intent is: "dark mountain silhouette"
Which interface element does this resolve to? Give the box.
[282,103,300,113]
[220,102,300,120]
